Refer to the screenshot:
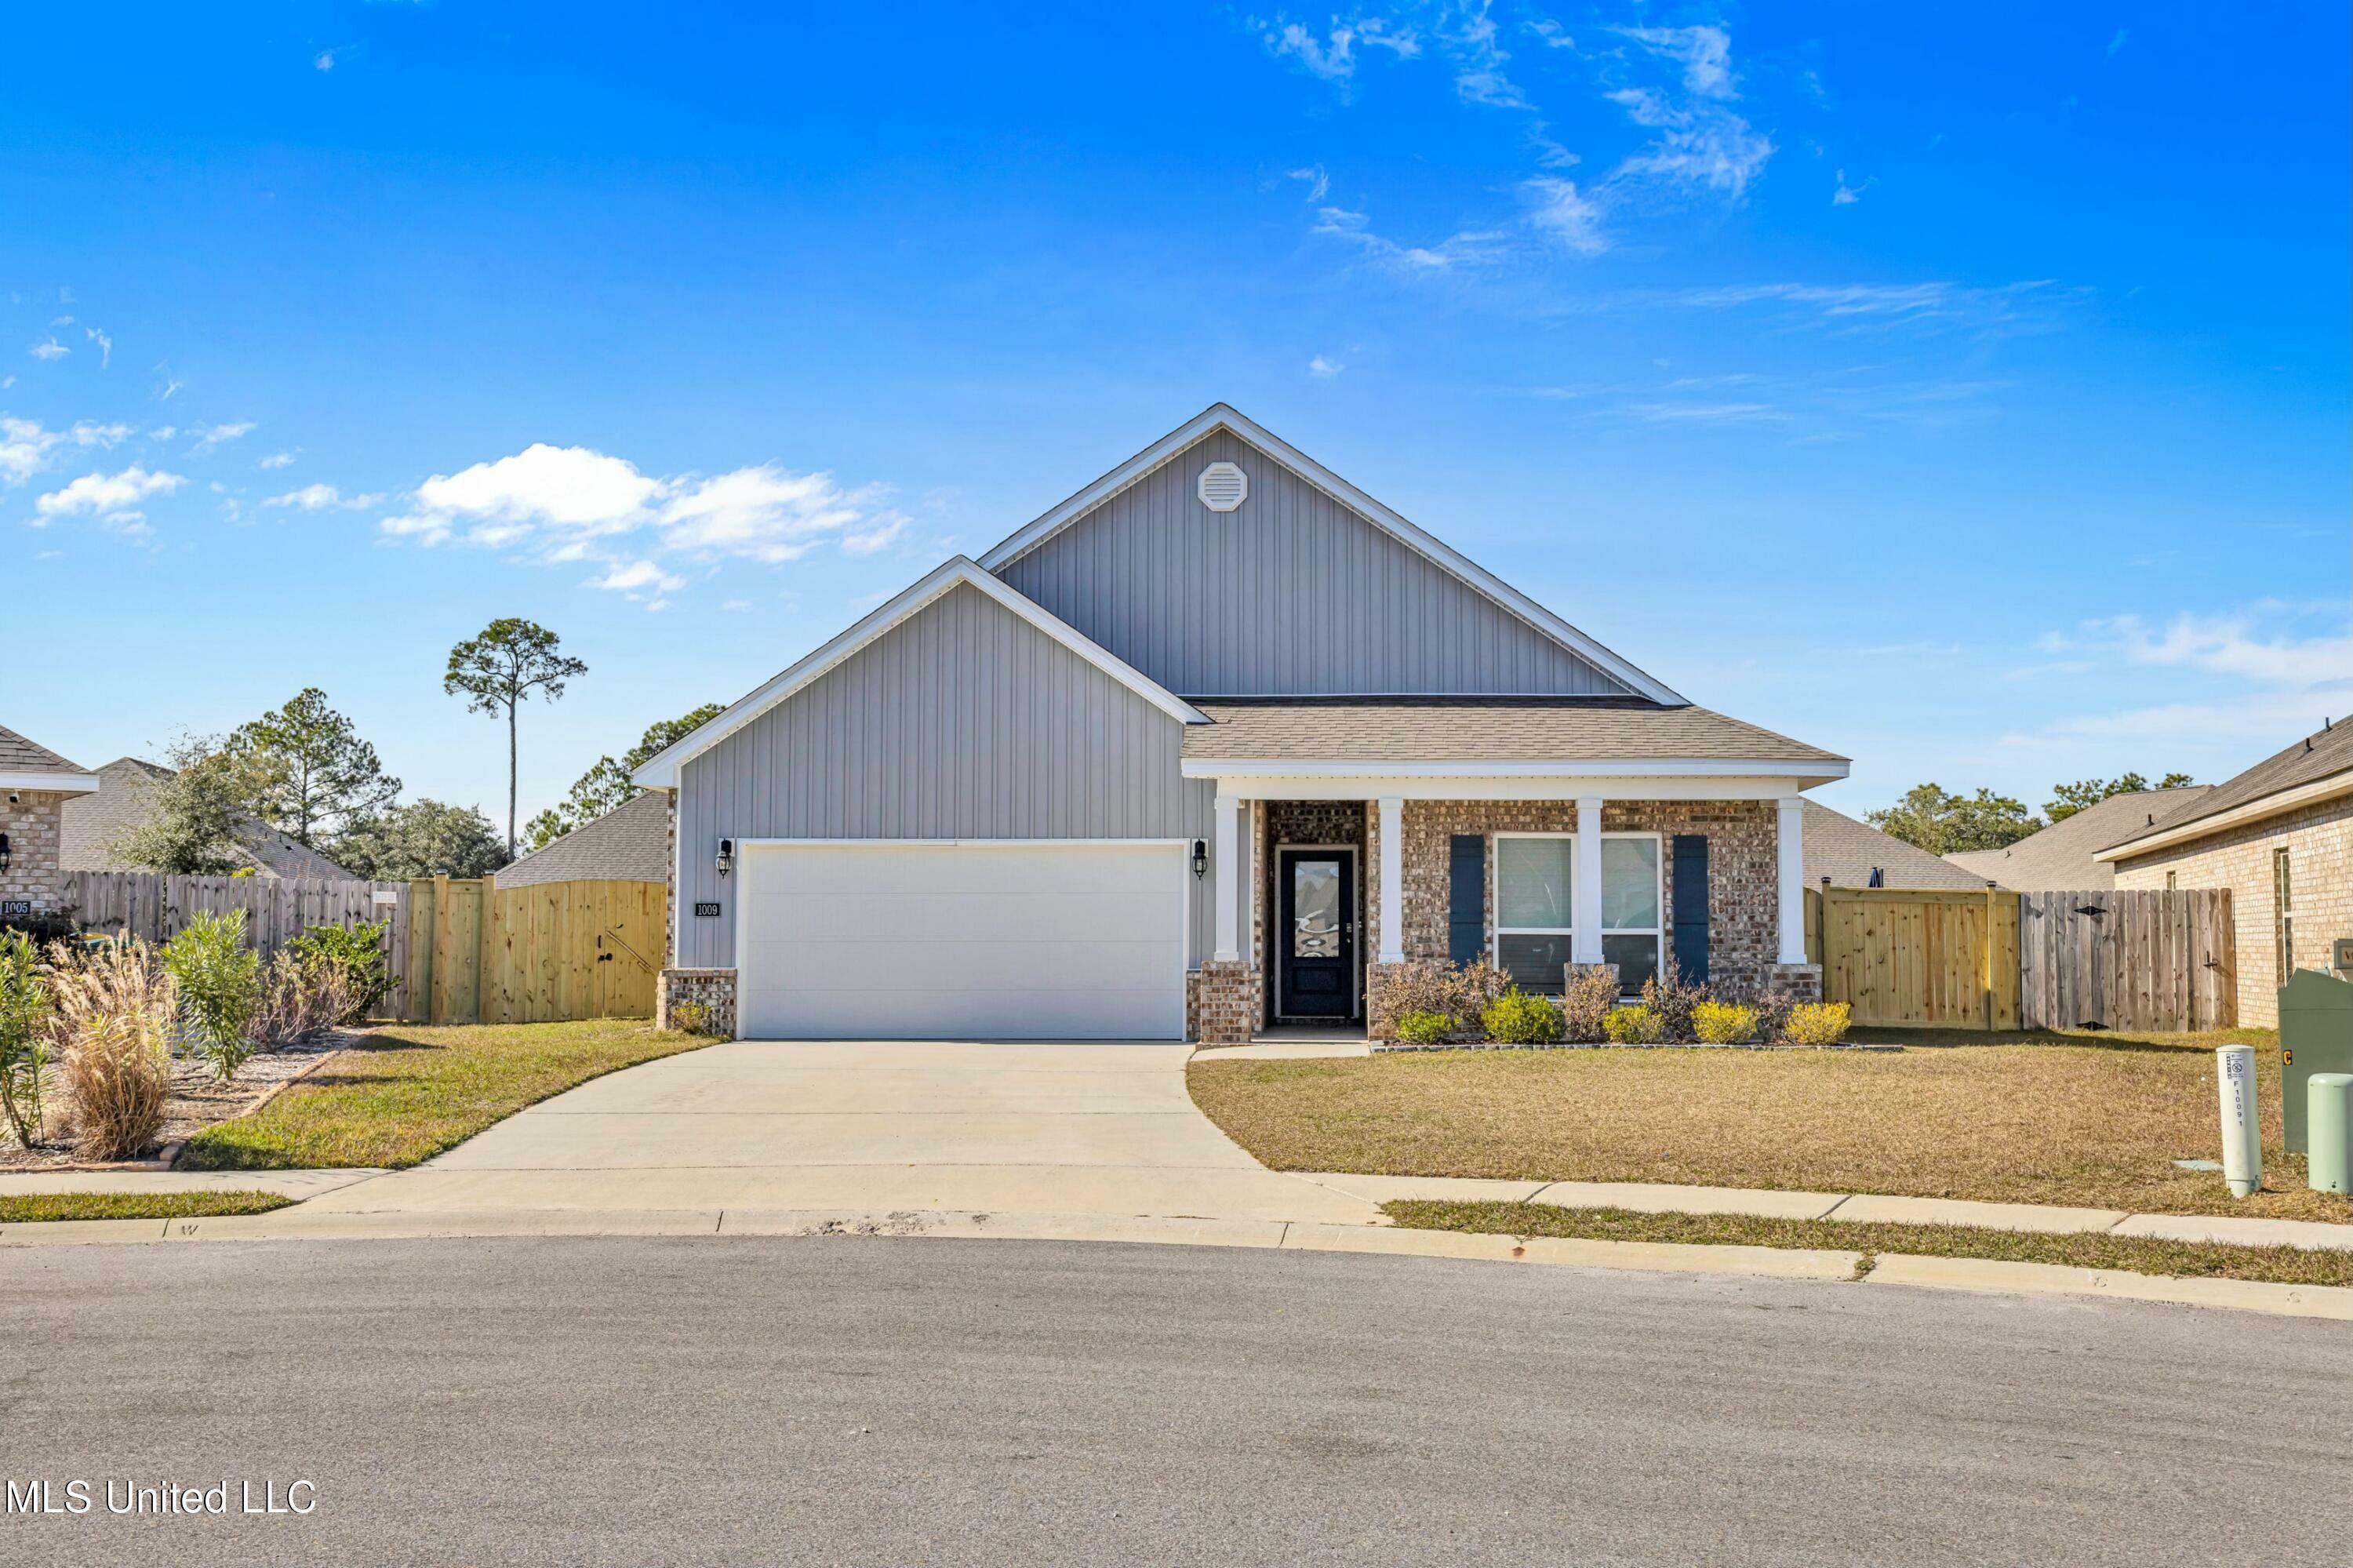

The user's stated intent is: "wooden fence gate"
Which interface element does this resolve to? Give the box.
[2017,889,2235,1031]
[403,877,666,1026]
[1808,886,2021,1031]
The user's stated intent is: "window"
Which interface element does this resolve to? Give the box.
[2274,847,2294,981]
[1493,833,1664,995]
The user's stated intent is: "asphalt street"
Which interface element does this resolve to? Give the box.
[2,1235,2344,1567]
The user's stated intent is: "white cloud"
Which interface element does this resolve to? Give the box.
[0,417,60,484]
[155,365,184,400]
[33,465,187,521]
[27,338,67,362]
[263,482,382,511]
[259,449,296,469]
[417,443,660,532]
[1311,204,1507,271]
[838,514,909,556]
[72,420,132,447]
[1526,19,1573,49]
[1522,176,1609,255]
[1263,19,1358,82]
[1287,164,1329,202]
[314,49,341,71]
[1831,169,1873,206]
[85,326,111,367]
[187,420,257,453]
[2097,611,2352,692]
[1616,24,1735,99]
[660,464,873,562]
[1307,355,1345,377]
[588,559,685,594]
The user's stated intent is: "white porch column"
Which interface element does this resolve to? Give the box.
[1776,795,1808,964]
[1213,795,1242,962]
[1376,795,1404,962]
[1573,796,1606,963]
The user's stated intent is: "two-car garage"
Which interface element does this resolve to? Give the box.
[732,841,1191,1040]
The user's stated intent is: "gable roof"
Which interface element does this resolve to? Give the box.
[1805,802,1991,890]
[1947,788,2212,891]
[1180,698,1845,773]
[60,756,359,879]
[631,556,1207,790]
[0,723,100,792]
[976,405,1686,708]
[2094,719,2351,862]
[500,790,669,886]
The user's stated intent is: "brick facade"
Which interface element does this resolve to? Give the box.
[657,968,737,1035]
[1,789,66,917]
[1190,960,1260,1044]
[2113,794,2351,1028]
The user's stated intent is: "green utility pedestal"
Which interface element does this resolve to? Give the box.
[2277,970,2352,1154]
[2306,1075,2351,1195]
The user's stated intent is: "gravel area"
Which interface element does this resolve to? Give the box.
[0,1026,369,1171]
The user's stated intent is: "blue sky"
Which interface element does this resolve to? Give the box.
[5,2,2347,825]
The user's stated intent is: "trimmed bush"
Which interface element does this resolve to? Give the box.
[1692,1000,1760,1044]
[1639,965,1715,1042]
[1558,966,1618,1043]
[1482,988,1566,1046]
[162,911,260,1080]
[1370,957,1510,1042]
[48,940,176,1161]
[1781,1001,1853,1046]
[1604,1004,1664,1044]
[289,920,395,1024]
[1395,1010,1452,1046]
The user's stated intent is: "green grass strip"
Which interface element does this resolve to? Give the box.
[0,1190,295,1224]
[1384,1200,2351,1289]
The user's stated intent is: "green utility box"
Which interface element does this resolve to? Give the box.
[2278,969,2353,1154]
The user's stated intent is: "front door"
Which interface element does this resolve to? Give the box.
[1278,849,1356,1019]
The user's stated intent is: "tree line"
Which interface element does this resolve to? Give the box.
[1865,771,2195,857]
[118,617,718,880]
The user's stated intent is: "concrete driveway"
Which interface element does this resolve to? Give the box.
[304,1041,1380,1224]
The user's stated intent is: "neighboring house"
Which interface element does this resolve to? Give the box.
[1,724,102,921]
[1945,787,2213,892]
[1802,801,1991,891]
[58,756,358,880]
[2093,719,2351,1028]
[630,406,1849,1042]
[500,791,669,887]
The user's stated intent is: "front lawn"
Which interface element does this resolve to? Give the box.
[179,1019,710,1171]
[1189,1025,2353,1224]
[0,1191,294,1224]
[1385,1201,2351,1289]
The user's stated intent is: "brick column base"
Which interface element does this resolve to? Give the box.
[658,968,737,1035]
[1365,962,1417,1042]
[1189,961,1261,1044]
[1766,963,1823,1003]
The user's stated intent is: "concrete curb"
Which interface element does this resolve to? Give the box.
[2,1204,2340,1319]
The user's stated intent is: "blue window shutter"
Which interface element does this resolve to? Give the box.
[1448,835,1486,966]
[1671,835,1710,985]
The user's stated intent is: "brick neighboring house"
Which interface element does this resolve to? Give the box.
[2094,719,2351,1028]
[0,724,102,922]
[627,406,1850,1042]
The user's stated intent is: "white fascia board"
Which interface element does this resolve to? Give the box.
[0,771,101,795]
[631,557,1207,790]
[976,404,1689,708]
[1205,773,1834,802]
[1180,758,1849,780]
[2090,771,2351,863]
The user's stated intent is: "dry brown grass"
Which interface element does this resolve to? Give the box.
[46,940,177,1161]
[1187,1025,2353,1224]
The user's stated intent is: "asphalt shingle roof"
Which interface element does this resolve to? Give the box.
[498,790,671,886]
[0,724,85,776]
[1180,699,1846,766]
[1945,788,2212,892]
[1802,802,1991,891]
[2101,719,2350,854]
[59,757,358,879]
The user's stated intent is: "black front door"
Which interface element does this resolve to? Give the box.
[1278,849,1355,1019]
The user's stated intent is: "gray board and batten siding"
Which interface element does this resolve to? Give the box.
[672,580,1215,971]
[992,430,1638,699]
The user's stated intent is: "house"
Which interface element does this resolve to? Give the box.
[1,724,102,922]
[499,791,669,887]
[1803,801,1991,891]
[59,757,358,880]
[2093,719,2350,1028]
[1944,787,2211,892]
[630,406,1849,1042]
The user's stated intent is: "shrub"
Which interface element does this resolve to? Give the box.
[1369,957,1511,1042]
[289,920,395,1024]
[0,930,50,1148]
[1604,1004,1664,1044]
[667,1001,718,1037]
[46,940,176,1161]
[1640,962,1716,1043]
[245,951,353,1050]
[1780,1001,1853,1046]
[1692,1000,1760,1045]
[1482,988,1566,1046]
[1558,966,1618,1042]
[1395,1010,1453,1046]
[162,911,262,1079]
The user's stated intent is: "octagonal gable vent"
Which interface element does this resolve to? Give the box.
[1197,460,1249,513]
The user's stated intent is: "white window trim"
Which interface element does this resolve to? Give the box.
[1491,831,1664,991]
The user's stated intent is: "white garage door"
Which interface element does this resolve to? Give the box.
[735,842,1189,1040]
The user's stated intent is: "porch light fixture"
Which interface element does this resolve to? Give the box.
[1191,839,1208,879]
[715,839,734,879]
[0,833,9,873]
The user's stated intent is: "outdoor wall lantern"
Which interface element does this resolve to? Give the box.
[715,839,734,879]
[1191,838,1207,879]
[0,833,10,873]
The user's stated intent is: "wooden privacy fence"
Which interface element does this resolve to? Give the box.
[2018,889,2235,1032]
[1807,885,2236,1033]
[402,877,667,1026]
[1807,886,2020,1031]
[60,871,410,1017]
